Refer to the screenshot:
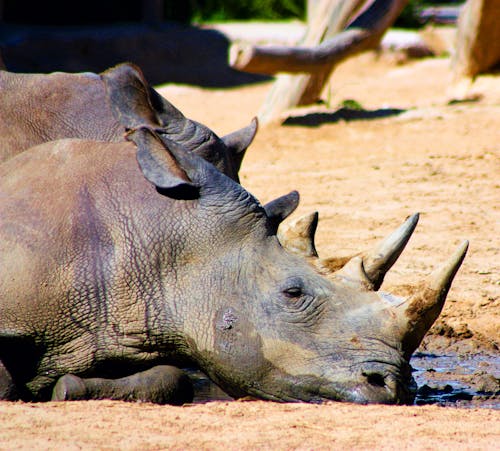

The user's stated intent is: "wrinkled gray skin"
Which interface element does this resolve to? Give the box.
[0,127,466,405]
[0,62,258,403]
[0,63,257,182]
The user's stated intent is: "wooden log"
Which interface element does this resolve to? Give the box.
[253,0,366,125]
[233,0,408,75]
[452,0,500,78]
[230,29,374,75]
[250,0,409,124]
[229,0,365,74]
[282,0,368,105]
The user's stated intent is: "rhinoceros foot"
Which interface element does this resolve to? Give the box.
[0,361,19,400]
[51,366,194,405]
[51,374,87,401]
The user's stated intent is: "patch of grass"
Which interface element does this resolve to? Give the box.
[339,99,364,111]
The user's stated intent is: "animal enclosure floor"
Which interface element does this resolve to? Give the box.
[1,51,499,449]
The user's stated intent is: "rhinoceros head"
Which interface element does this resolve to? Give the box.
[101,63,257,183]
[127,127,467,405]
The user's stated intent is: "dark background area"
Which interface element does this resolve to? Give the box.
[0,0,462,86]
[0,0,463,25]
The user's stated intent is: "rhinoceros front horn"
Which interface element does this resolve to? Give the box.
[397,240,469,359]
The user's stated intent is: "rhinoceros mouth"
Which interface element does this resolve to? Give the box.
[242,364,416,405]
[242,374,350,404]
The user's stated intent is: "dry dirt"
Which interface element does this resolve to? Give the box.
[0,51,499,449]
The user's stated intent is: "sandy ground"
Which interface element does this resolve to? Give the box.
[1,48,499,448]
[0,400,498,450]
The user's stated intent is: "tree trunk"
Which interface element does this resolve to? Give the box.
[237,0,409,124]
[452,0,500,78]
[289,0,369,105]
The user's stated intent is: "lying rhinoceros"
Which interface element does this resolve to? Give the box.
[0,63,257,182]
[0,127,467,404]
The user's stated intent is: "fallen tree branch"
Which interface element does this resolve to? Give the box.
[231,0,407,76]
[238,0,409,124]
[230,28,374,75]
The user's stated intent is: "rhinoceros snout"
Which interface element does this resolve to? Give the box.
[356,369,416,405]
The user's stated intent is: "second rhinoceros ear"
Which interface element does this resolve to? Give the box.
[102,62,192,131]
[126,126,198,197]
[221,117,258,173]
[102,63,161,129]
[264,191,300,233]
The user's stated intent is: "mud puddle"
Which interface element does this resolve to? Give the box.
[412,352,500,409]
[187,352,500,408]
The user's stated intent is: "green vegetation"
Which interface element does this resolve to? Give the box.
[339,99,364,110]
[396,0,431,28]
[188,0,305,22]
[163,1,463,27]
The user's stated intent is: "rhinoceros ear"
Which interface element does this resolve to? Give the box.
[102,63,161,129]
[221,117,258,173]
[147,87,187,124]
[126,126,198,197]
[264,191,300,233]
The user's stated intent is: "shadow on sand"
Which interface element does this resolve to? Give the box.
[283,107,406,127]
[0,23,270,87]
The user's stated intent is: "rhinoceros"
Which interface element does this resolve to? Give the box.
[0,63,257,182]
[0,126,467,404]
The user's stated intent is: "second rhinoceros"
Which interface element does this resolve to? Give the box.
[0,63,257,182]
[0,127,467,404]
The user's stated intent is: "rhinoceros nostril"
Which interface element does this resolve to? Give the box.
[362,371,386,388]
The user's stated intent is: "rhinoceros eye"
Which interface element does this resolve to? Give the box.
[283,286,303,298]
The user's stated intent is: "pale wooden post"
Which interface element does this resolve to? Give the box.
[452,0,500,78]
[254,0,365,124]
[300,0,368,105]
[307,0,322,21]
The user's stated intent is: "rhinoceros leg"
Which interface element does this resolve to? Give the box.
[0,360,19,400]
[51,365,193,405]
